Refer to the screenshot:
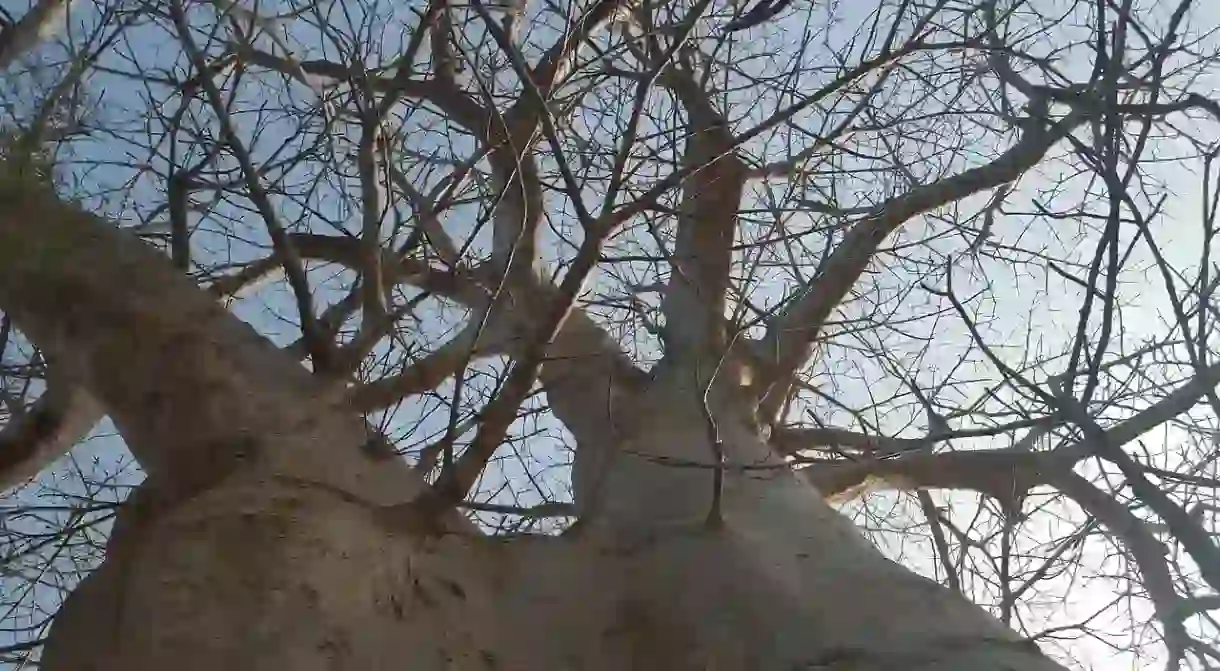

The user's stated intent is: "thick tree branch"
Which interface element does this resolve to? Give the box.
[206,255,282,303]
[0,177,451,518]
[772,417,1056,458]
[355,116,389,361]
[775,426,934,457]
[235,47,489,131]
[798,352,1220,498]
[476,0,633,281]
[805,441,1192,664]
[349,322,489,413]
[1065,399,1220,594]
[1048,470,1192,666]
[754,110,1087,419]
[0,233,446,491]
[0,369,102,491]
[241,0,639,441]
[943,268,1220,593]
[802,448,1058,508]
[798,345,1220,660]
[288,233,647,434]
[413,214,637,518]
[288,232,487,303]
[657,64,746,362]
[405,277,589,515]
[0,0,75,71]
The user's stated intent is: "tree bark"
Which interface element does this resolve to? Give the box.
[0,0,75,71]
[0,367,101,491]
[0,180,1068,669]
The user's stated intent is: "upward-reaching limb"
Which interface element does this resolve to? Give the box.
[752,106,1086,420]
[0,367,102,491]
[0,0,76,71]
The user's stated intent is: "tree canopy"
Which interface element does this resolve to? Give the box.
[2,0,1220,668]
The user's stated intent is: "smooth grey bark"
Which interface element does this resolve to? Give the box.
[0,368,101,491]
[0,175,1070,670]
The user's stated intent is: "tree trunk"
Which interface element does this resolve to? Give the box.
[0,183,1068,669]
[40,406,1068,670]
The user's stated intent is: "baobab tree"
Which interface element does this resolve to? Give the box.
[1,0,1220,668]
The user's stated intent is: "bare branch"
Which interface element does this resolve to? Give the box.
[0,0,75,71]
[289,233,647,429]
[170,1,332,370]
